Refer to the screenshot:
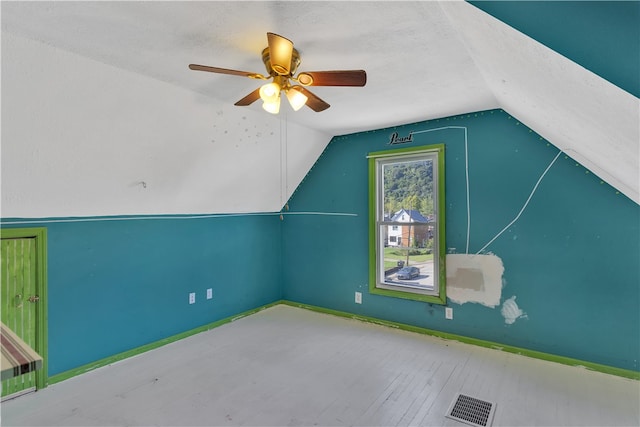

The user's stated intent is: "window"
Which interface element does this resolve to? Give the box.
[368,144,446,304]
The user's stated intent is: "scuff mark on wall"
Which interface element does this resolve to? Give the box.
[501,295,527,324]
[446,253,504,307]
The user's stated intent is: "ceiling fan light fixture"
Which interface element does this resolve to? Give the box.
[259,82,281,103]
[262,96,281,114]
[189,32,366,114]
[285,86,308,111]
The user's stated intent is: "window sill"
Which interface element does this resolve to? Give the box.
[369,284,447,305]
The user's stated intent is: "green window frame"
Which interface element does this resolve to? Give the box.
[368,144,446,304]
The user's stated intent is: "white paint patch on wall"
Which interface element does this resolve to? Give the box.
[446,253,504,308]
[501,295,527,325]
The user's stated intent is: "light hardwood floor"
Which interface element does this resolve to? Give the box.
[2,305,638,426]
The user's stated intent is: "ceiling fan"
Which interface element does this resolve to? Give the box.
[189,32,367,114]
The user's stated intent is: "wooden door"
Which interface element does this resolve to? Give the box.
[1,228,47,399]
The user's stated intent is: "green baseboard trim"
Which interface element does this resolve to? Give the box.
[47,300,284,386]
[281,300,640,381]
[47,299,638,387]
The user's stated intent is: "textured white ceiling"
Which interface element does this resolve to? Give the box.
[1,1,498,135]
[1,0,637,213]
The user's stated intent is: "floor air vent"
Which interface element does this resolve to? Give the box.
[445,393,496,427]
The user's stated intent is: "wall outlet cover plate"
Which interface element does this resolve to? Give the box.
[445,307,453,319]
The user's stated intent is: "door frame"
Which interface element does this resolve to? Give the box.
[1,227,48,390]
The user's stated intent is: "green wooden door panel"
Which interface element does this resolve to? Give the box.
[1,228,47,399]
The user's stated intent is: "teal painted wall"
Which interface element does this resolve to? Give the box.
[1,214,283,375]
[281,109,640,372]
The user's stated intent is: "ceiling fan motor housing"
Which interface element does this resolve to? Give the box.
[262,47,301,78]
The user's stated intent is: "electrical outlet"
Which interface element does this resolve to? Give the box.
[189,292,196,304]
[206,288,213,299]
[445,307,453,320]
[355,292,362,304]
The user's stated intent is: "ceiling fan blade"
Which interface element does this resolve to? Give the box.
[189,64,266,80]
[298,87,330,112]
[234,88,262,106]
[267,32,294,75]
[298,70,367,87]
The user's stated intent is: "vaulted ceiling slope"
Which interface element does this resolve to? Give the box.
[442,1,638,204]
[469,1,639,98]
[1,1,637,218]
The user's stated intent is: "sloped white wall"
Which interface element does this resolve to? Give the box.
[1,32,331,217]
[442,2,639,204]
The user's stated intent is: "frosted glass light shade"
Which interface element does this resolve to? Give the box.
[262,97,280,114]
[286,86,308,111]
[259,82,281,103]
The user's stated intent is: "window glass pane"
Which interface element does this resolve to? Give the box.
[380,156,436,292]
[382,159,434,221]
